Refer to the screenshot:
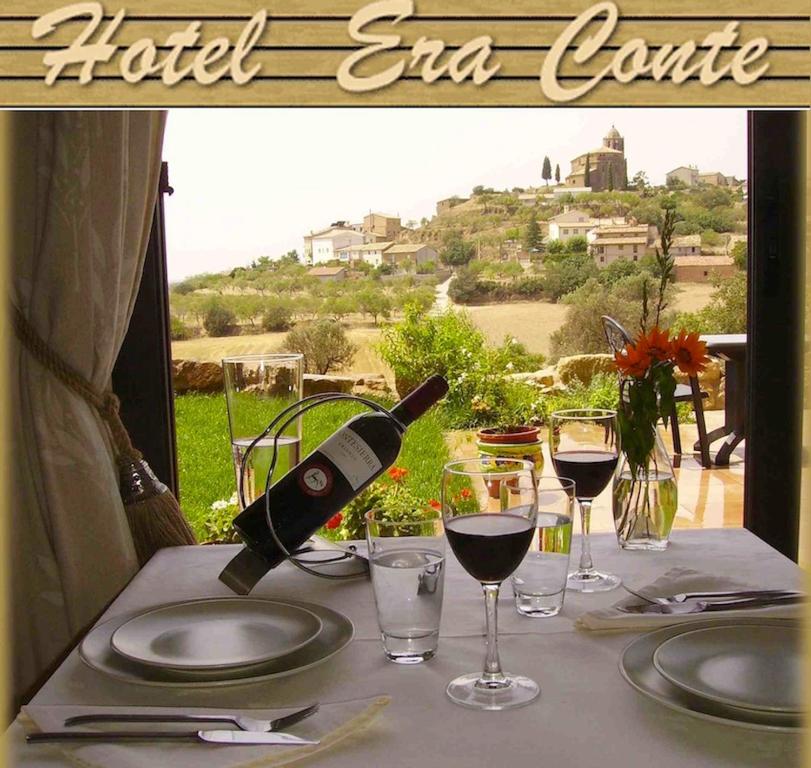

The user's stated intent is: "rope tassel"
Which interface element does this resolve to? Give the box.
[12,303,196,565]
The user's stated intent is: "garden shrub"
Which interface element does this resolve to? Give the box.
[377,306,543,428]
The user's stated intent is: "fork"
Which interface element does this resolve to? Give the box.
[64,703,319,733]
[622,584,803,605]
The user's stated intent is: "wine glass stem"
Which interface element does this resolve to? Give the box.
[479,583,506,684]
[577,499,594,574]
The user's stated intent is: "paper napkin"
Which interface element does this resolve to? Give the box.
[16,696,390,768]
[575,567,803,632]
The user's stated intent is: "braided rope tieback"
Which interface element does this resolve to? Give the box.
[12,302,196,564]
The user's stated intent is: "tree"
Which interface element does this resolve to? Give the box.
[567,235,588,253]
[607,164,615,192]
[280,250,299,265]
[555,163,561,184]
[542,156,552,186]
[631,171,650,195]
[202,299,238,337]
[543,252,598,301]
[323,294,357,321]
[440,231,475,267]
[282,320,357,374]
[357,289,392,325]
[731,240,747,270]
[623,160,629,190]
[583,154,591,187]
[522,218,542,252]
[261,300,293,331]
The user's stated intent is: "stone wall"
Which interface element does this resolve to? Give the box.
[172,359,391,399]
[506,354,725,410]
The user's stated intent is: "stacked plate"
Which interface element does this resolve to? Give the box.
[620,618,803,733]
[79,597,354,687]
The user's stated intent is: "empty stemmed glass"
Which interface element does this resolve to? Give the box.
[549,409,621,593]
[442,458,539,710]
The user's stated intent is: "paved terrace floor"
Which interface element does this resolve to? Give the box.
[447,410,744,534]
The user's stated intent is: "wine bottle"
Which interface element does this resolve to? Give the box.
[219,375,449,594]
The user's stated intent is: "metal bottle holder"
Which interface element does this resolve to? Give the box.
[238,392,406,580]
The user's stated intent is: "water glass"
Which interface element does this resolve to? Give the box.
[511,478,574,617]
[365,509,445,664]
[222,354,304,508]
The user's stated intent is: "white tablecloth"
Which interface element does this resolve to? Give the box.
[9,529,804,767]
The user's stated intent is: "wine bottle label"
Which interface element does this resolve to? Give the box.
[319,426,383,491]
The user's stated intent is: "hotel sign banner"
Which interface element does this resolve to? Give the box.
[0,0,808,105]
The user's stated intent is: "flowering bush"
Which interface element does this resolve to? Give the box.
[377,306,544,429]
[614,327,709,474]
[332,466,439,541]
[202,492,241,543]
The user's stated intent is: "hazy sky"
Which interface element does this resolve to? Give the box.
[163,108,748,281]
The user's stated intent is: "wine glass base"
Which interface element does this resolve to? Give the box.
[446,673,540,711]
[567,570,622,593]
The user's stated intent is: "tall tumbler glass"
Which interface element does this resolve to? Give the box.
[510,477,574,617]
[223,354,304,508]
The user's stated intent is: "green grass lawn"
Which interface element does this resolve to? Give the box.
[175,393,450,540]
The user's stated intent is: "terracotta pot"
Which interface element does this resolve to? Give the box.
[476,426,544,499]
[476,425,540,445]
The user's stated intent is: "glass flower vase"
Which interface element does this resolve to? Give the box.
[612,428,678,550]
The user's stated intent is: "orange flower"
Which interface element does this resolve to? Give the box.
[387,466,409,483]
[614,343,652,378]
[428,499,441,511]
[671,330,708,376]
[638,327,672,362]
[460,487,473,500]
[325,513,343,530]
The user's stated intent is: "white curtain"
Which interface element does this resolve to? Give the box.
[10,111,167,706]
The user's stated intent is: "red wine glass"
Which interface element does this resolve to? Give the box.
[442,458,539,710]
[549,409,621,593]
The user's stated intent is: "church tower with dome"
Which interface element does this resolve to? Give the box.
[564,125,627,192]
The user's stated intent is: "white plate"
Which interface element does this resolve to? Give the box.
[653,624,802,714]
[80,599,353,687]
[111,598,323,671]
[619,618,803,734]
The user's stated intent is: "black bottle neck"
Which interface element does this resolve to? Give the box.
[389,375,449,429]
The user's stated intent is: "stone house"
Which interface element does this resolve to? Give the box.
[673,256,736,282]
[306,227,365,265]
[335,241,394,268]
[669,234,702,257]
[383,243,439,268]
[307,266,348,281]
[698,172,728,187]
[363,212,401,240]
[548,209,626,244]
[588,224,656,266]
[666,166,699,187]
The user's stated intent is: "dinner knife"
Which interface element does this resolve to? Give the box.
[618,594,805,615]
[27,729,319,745]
